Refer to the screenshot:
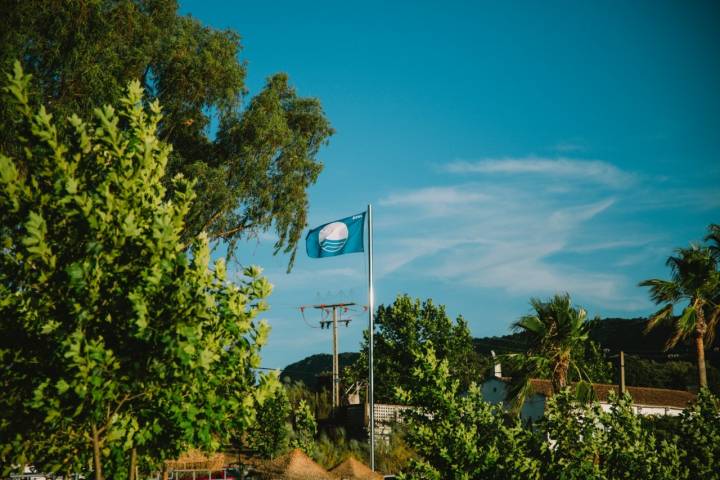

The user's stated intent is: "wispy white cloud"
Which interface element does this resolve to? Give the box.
[548,198,615,227]
[263,266,363,291]
[370,158,662,311]
[565,239,653,254]
[443,156,636,188]
[379,186,490,216]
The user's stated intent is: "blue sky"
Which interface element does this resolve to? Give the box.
[179,0,720,369]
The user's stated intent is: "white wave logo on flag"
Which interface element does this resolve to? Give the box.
[319,222,349,253]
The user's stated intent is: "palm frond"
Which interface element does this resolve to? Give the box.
[666,306,696,350]
[507,372,534,416]
[644,304,674,334]
[512,314,545,336]
[703,304,720,346]
[639,278,682,304]
[705,223,720,259]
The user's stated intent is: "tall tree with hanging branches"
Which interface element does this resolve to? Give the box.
[640,241,720,389]
[0,0,333,269]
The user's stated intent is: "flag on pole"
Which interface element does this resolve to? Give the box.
[306,212,366,258]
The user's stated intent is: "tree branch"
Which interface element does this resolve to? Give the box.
[97,392,146,435]
[210,219,254,240]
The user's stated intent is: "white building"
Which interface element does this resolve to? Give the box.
[481,377,696,422]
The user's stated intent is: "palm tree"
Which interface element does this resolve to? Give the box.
[706,223,720,260]
[508,294,592,409]
[640,244,720,388]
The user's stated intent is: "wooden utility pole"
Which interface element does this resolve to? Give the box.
[619,350,625,394]
[314,302,355,408]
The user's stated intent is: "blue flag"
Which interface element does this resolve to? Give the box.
[306,212,366,258]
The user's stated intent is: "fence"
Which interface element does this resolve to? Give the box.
[8,468,245,480]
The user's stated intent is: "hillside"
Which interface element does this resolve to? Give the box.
[280,352,360,388]
[282,318,720,393]
[474,317,706,357]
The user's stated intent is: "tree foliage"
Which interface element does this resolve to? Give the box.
[624,356,720,395]
[676,389,720,479]
[540,390,685,480]
[245,382,319,459]
[508,294,597,409]
[396,344,542,480]
[289,399,317,455]
[348,294,482,403]
[0,63,276,478]
[393,341,703,480]
[245,386,292,459]
[0,0,333,267]
[640,242,720,388]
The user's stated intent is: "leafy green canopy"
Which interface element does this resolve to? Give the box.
[244,382,317,460]
[676,389,720,479]
[0,63,276,478]
[396,344,542,480]
[540,390,685,480]
[395,341,706,480]
[347,294,482,404]
[0,0,334,268]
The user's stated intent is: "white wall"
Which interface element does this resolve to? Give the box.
[481,378,684,420]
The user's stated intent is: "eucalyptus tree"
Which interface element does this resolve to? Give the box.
[640,245,720,388]
[0,64,276,479]
[0,0,333,268]
[508,294,593,409]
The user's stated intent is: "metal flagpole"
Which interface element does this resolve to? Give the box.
[367,204,375,471]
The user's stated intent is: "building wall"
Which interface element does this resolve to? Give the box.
[481,378,685,420]
[481,378,545,421]
[597,402,683,417]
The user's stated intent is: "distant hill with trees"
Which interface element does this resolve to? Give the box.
[473,317,708,356]
[285,317,720,394]
[281,353,360,389]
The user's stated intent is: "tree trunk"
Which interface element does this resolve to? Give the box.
[696,309,708,388]
[162,462,169,480]
[552,356,569,393]
[92,424,103,480]
[696,332,707,388]
[129,447,137,480]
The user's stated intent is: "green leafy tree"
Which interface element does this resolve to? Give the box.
[623,356,720,395]
[396,344,541,480]
[509,294,595,409]
[246,386,292,459]
[0,63,275,479]
[540,390,685,480]
[640,245,720,388]
[676,389,720,479]
[289,399,317,456]
[313,428,369,470]
[597,392,685,480]
[348,294,481,403]
[246,387,318,459]
[540,390,605,480]
[283,378,333,420]
[0,0,333,268]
